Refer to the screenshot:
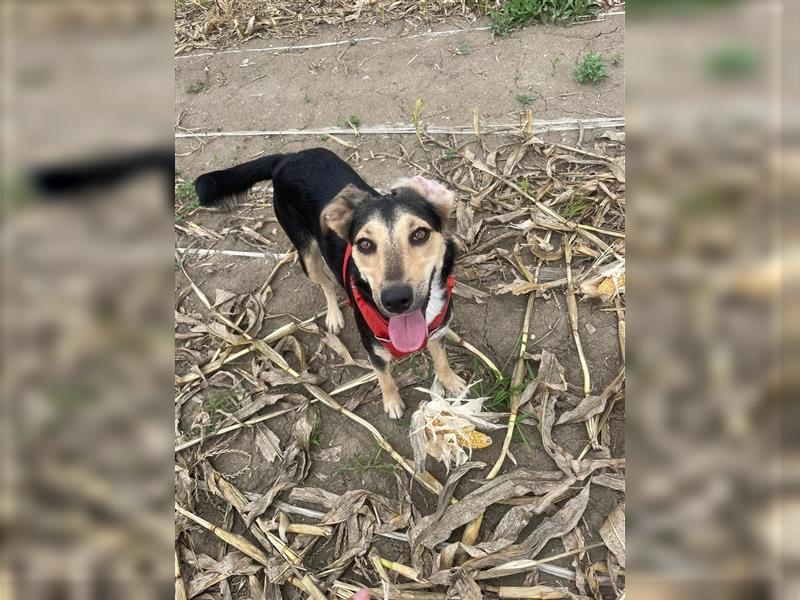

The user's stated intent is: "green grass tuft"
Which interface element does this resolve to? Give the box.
[175,181,199,221]
[515,93,536,106]
[194,394,238,434]
[309,419,322,448]
[334,443,396,477]
[185,81,206,94]
[706,43,759,79]
[490,0,598,36]
[574,51,608,84]
[559,193,592,219]
[454,41,472,55]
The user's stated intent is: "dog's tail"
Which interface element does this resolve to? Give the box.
[194,153,284,208]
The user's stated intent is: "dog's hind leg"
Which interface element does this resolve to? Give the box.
[427,337,466,395]
[301,240,345,334]
[369,347,405,419]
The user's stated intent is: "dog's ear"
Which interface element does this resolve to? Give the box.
[395,175,456,223]
[321,184,370,240]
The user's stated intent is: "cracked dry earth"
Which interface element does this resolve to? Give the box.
[175,12,624,600]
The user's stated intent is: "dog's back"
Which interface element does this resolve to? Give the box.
[194,148,372,221]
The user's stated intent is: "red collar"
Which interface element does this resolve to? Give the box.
[342,243,455,358]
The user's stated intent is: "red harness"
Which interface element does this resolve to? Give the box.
[342,243,455,358]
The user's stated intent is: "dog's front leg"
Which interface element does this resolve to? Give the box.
[427,336,466,395]
[369,348,405,419]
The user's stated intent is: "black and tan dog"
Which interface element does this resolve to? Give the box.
[195,148,465,419]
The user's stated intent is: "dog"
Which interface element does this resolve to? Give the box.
[194,148,465,419]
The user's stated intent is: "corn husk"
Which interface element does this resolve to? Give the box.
[579,260,625,302]
[410,379,505,472]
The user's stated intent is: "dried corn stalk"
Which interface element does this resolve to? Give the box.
[410,379,505,471]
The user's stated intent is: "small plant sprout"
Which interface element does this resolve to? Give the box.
[344,115,361,129]
[175,180,199,221]
[518,177,530,193]
[551,56,561,74]
[706,43,759,79]
[333,443,396,477]
[611,53,622,66]
[560,192,591,220]
[515,93,536,106]
[453,41,472,56]
[309,419,322,448]
[574,51,608,84]
[185,81,205,94]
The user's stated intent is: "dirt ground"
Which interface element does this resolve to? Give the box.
[175,10,624,600]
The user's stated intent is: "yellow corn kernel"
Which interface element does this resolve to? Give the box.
[456,428,492,449]
[431,420,492,449]
[598,272,625,298]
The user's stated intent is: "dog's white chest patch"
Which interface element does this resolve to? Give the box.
[425,281,446,325]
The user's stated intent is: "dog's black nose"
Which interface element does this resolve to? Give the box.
[381,285,413,314]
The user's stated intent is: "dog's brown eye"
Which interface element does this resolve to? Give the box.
[356,238,375,253]
[411,228,430,243]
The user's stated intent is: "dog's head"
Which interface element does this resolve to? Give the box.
[321,177,455,348]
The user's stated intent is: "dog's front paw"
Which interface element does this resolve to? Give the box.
[382,392,406,420]
[441,371,467,396]
[325,306,345,334]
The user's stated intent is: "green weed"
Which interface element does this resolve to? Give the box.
[512,411,538,452]
[454,42,472,56]
[706,43,759,79]
[175,181,199,221]
[195,394,238,434]
[515,93,536,106]
[334,443,396,477]
[185,81,205,94]
[551,55,562,75]
[309,419,322,448]
[490,0,598,36]
[518,177,530,193]
[344,115,361,128]
[559,193,591,219]
[574,51,608,84]
[176,180,195,202]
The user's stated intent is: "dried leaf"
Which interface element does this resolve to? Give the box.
[241,406,313,526]
[556,395,606,425]
[609,157,625,183]
[410,467,569,572]
[184,551,260,597]
[462,483,592,570]
[254,424,283,463]
[592,473,625,492]
[212,289,238,308]
[447,570,483,599]
[599,502,625,568]
[321,331,372,369]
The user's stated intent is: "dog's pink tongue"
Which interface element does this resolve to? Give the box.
[388,309,427,353]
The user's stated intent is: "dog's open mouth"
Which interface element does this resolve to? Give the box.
[387,309,427,352]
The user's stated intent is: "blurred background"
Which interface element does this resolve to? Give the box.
[2,2,175,600]
[1,1,795,600]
